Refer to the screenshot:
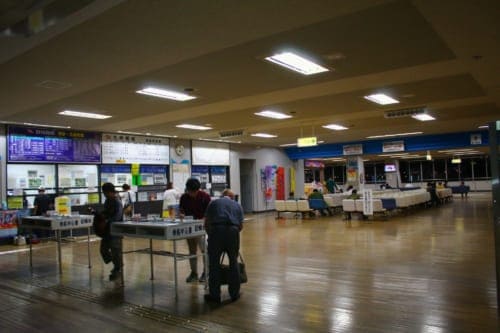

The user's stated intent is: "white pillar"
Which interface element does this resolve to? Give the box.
[295,159,305,199]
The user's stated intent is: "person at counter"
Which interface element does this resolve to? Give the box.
[100,182,124,281]
[163,182,181,218]
[204,189,244,303]
[121,184,135,218]
[179,178,211,283]
[33,186,52,216]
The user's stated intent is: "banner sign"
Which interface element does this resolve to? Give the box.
[8,126,101,163]
[343,144,363,156]
[362,189,373,215]
[382,141,405,152]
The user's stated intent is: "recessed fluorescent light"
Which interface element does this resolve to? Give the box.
[437,149,475,153]
[59,110,111,119]
[251,133,277,138]
[412,113,435,121]
[478,125,488,129]
[176,124,212,130]
[265,52,329,75]
[322,124,348,130]
[367,132,423,139]
[23,122,71,129]
[255,110,292,119]
[136,87,196,101]
[280,143,297,147]
[364,93,399,105]
[451,158,462,164]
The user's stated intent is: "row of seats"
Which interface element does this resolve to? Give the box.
[275,200,312,219]
[342,199,386,215]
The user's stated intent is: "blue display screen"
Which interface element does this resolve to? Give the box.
[8,126,101,163]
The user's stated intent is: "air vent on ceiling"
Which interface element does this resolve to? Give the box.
[35,80,72,89]
[384,107,426,119]
[219,129,244,138]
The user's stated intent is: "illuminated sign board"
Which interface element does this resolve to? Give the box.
[297,137,317,147]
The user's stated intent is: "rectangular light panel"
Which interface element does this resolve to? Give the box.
[59,110,111,119]
[322,124,348,130]
[176,124,212,130]
[367,132,423,139]
[364,93,399,105]
[136,87,196,101]
[412,114,435,121]
[255,110,292,119]
[251,133,277,138]
[265,52,329,75]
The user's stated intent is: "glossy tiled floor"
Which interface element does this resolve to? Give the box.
[0,193,497,332]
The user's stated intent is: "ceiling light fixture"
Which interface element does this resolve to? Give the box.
[279,143,297,147]
[478,125,488,129]
[59,110,111,119]
[265,51,329,75]
[176,124,212,130]
[136,87,197,101]
[255,110,292,119]
[322,124,348,130]
[364,93,399,105]
[412,113,435,121]
[367,132,423,139]
[251,133,277,138]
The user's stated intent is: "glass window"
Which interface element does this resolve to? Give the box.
[472,156,489,179]
[333,165,345,184]
[375,163,386,182]
[305,169,314,183]
[399,161,410,183]
[461,158,473,180]
[409,161,422,182]
[447,159,461,181]
[422,160,434,181]
[434,159,446,180]
[324,166,333,180]
[364,163,375,183]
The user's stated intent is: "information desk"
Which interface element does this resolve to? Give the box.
[21,215,94,274]
[111,219,207,299]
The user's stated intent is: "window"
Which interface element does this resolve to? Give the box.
[409,161,422,182]
[422,160,434,181]
[446,159,461,181]
[375,163,386,182]
[399,161,410,183]
[333,165,345,184]
[434,159,446,180]
[364,163,375,183]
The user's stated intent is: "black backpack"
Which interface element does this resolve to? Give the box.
[92,213,108,238]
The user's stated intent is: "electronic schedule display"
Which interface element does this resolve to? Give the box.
[8,126,101,163]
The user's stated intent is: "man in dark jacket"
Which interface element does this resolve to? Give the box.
[204,189,244,303]
[100,182,123,281]
[179,178,211,283]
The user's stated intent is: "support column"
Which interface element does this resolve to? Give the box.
[294,159,305,199]
[346,156,365,191]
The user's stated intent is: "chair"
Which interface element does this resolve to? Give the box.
[275,200,287,219]
[285,200,298,214]
[296,200,313,219]
[342,199,356,220]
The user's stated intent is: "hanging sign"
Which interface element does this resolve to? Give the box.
[382,141,405,152]
[470,133,482,145]
[343,144,363,156]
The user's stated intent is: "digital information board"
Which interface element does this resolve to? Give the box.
[8,126,101,163]
[101,133,169,164]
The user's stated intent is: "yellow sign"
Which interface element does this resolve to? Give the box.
[88,193,99,204]
[55,196,71,215]
[297,137,317,147]
[131,163,140,176]
[8,196,23,209]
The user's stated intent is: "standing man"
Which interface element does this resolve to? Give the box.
[33,186,52,216]
[121,184,135,218]
[100,183,123,281]
[326,177,338,194]
[204,189,244,303]
[179,178,211,283]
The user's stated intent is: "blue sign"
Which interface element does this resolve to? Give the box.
[101,164,131,173]
[8,126,101,163]
[139,165,168,174]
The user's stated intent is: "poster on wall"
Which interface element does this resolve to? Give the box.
[0,210,19,240]
[172,163,190,190]
[382,141,405,153]
[276,167,285,200]
[192,141,230,165]
[343,144,363,156]
[346,157,358,182]
[8,126,101,163]
[102,133,169,164]
[261,166,276,202]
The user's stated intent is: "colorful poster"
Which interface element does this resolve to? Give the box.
[0,210,18,239]
[276,167,285,200]
[261,166,277,202]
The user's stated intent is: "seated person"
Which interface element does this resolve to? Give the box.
[345,185,354,195]
[308,189,329,216]
[459,181,468,198]
[288,191,295,200]
[427,182,440,206]
[436,182,444,189]
[347,189,360,200]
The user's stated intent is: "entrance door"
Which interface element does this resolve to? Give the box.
[239,159,255,213]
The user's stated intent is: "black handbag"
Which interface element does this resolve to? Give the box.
[220,252,247,284]
[92,212,108,238]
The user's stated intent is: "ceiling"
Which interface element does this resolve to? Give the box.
[0,0,499,151]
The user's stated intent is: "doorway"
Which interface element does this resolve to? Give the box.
[239,159,256,213]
